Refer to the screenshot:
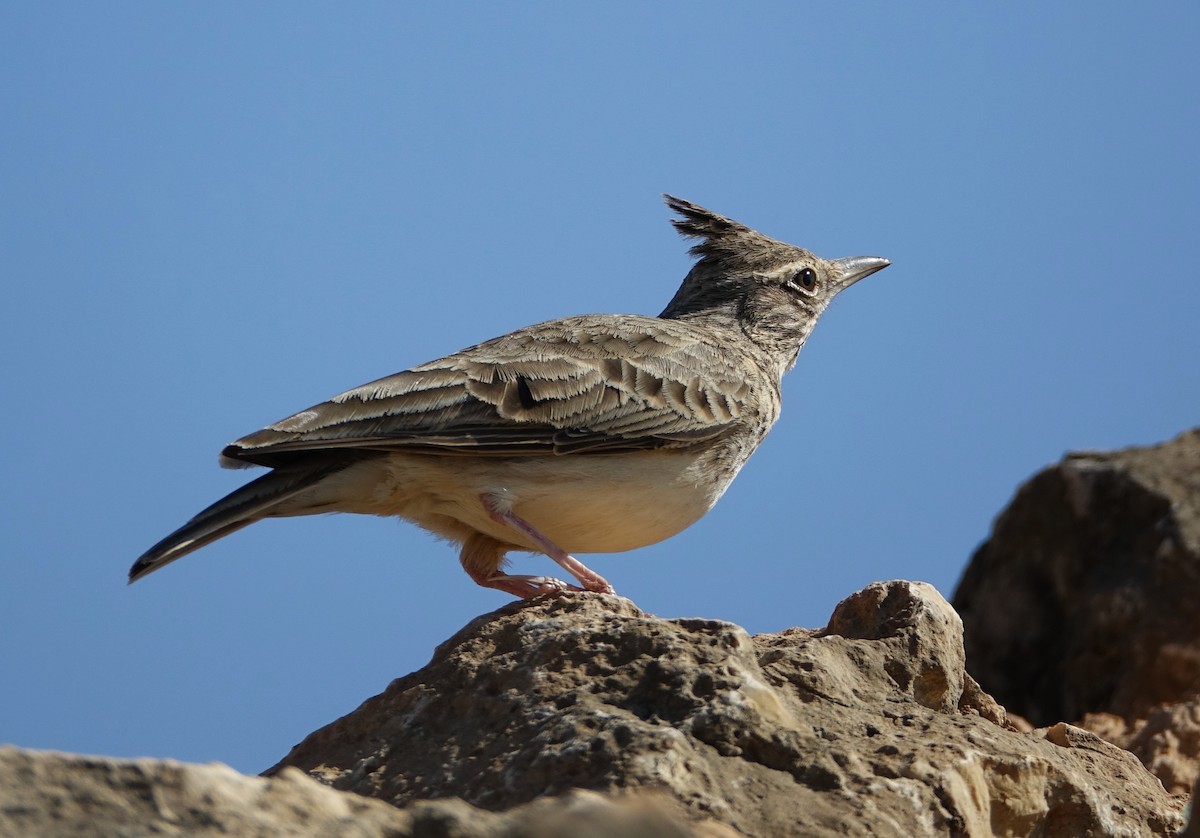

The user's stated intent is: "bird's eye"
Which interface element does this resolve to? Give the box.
[789,268,817,292]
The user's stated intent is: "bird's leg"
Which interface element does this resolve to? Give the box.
[460,531,583,598]
[480,494,616,595]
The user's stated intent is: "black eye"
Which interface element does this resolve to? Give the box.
[790,267,817,292]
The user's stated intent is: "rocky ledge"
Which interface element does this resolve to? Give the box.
[2,581,1188,836]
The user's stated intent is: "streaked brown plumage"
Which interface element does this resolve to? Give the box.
[130,196,888,596]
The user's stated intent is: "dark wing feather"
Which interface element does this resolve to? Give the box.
[222,314,759,467]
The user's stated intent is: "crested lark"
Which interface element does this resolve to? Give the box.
[130,196,888,597]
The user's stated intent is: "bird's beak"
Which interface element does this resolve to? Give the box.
[832,256,890,292]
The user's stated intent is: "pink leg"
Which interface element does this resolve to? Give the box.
[480,494,616,595]
[469,571,579,599]
[459,531,585,599]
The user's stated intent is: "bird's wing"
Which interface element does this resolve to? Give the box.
[222,315,762,466]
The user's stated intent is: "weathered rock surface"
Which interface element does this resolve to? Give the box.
[268,582,1184,836]
[5,579,1190,836]
[1079,699,1200,798]
[0,746,410,837]
[0,746,726,837]
[954,427,1200,799]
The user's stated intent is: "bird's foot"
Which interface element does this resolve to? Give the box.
[483,573,583,599]
[480,494,617,595]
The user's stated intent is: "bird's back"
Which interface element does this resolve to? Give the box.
[222,312,781,470]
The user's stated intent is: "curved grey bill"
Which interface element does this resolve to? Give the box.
[832,256,890,291]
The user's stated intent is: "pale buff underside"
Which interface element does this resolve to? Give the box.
[265,448,740,555]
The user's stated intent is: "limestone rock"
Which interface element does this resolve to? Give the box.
[270,582,1184,836]
[0,746,723,837]
[0,746,411,837]
[954,428,1200,800]
[1184,776,1200,838]
[1079,700,1200,797]
[4,580,1186,836]
[1127,698,1200,797]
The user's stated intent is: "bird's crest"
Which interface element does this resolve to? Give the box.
[665,194,749,251]
[664,194,798,271]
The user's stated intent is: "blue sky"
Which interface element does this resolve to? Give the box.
[2,4,1197,775]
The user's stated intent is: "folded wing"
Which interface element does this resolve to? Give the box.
[222,315,757,467]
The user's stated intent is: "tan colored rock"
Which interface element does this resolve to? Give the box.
[1126,698,1200,796]
[1183,775,1200,837]
[4,580,1186,836]
[0,747,725,837]
[0,746,411,837]
[271,582,1184,836]
[1076,700,1200,796]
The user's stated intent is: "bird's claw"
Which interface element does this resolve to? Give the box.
[486,573,583,599]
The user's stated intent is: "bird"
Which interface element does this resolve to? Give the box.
[130,195,889,598]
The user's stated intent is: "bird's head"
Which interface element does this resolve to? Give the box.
[660,195,888,372]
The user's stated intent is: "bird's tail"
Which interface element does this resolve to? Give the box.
[129,461,350,583]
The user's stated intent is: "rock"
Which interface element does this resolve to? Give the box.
[1079,699,1200,797]
[0,746,724,837]
[1127,698,1200,797]
[269,582,1184,836]
[0,746,411,837]
[4,580,1185,835]
[953,428,1200,799]
[1184,775,1200,838]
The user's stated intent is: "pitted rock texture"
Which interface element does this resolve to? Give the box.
[0,747,411,837]
[0,747,727,838]
[1080,699,1200,797]
[269,582,1184,836]
[954,427,1200,798]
